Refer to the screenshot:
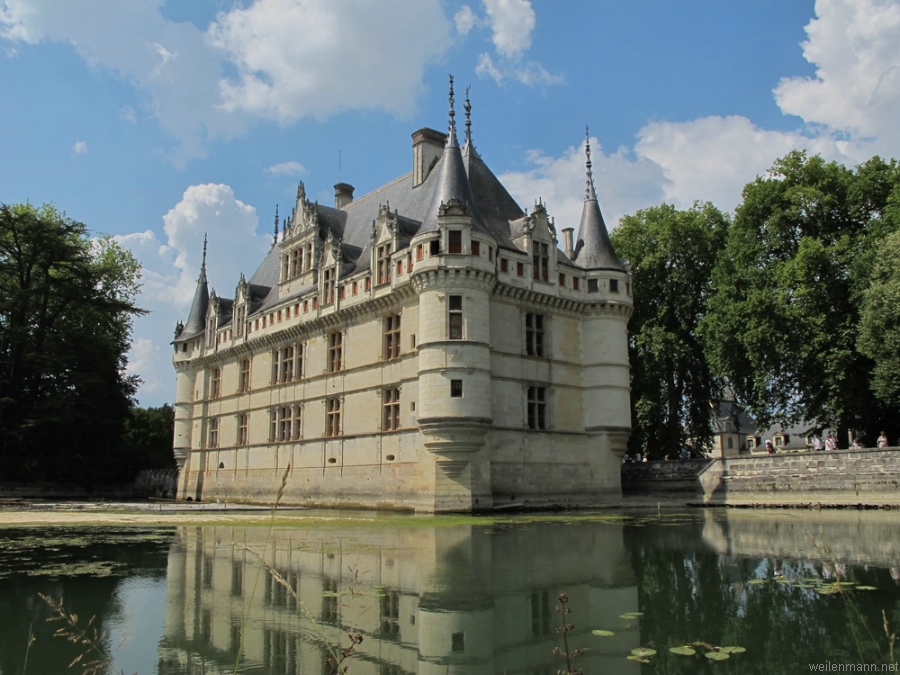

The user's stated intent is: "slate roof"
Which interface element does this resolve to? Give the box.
[182,93,626,328]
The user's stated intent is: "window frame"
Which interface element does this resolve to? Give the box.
[383,388,401,431]
[327,331,343,373]
[526,386,547,430]
[384,314,401,360]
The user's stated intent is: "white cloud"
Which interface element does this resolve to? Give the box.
[71,140,88,155]
[116,184,271,404]
[455,5,478,35]
[266,161,305,176]
[483,0,535,59]
[500,136,667,233]
[467,0,562,87]
[774,0,900,156]
[207,0,452,123]
[501,0,898,222]
[1,0,454,161]
[121,105,137,124]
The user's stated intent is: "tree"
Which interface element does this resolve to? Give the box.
[858,229,900,408]
[122,405,176,472]
[0,203,144,483]
[611,202,729,459]
[701,152,900,444]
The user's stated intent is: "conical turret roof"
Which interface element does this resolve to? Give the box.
[180,235,210,340]
[420,76,485,233]
[573,130,626,271]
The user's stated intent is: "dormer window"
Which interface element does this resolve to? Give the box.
[533,242,549,282]
[234,305,246,337]
[207,316,216,348]
[376,244,392,285]
[610,279,619,293]
[323,268,336,304]
[449,230,462,254]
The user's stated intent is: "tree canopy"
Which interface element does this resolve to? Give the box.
[611,202,729,459]
[0,203,145,483]
[700,152,900,445]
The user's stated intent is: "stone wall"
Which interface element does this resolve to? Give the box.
[621,458,711,496]
[697,448,900,506]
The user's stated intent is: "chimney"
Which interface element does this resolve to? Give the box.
[334,182,354,209]
[411,127,447,187]
[562,227,574,259]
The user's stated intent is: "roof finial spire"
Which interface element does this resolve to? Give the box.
[584,126,596,201]
[273,204,280,242]
[464,85,472,146]
[199,232,208,281]
[447,74,458,146]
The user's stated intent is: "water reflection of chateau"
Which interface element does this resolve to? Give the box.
[158,520,640,674]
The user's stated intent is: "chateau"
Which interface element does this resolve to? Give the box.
[172,82,633,512]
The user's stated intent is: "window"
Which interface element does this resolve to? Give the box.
[210,367,221,398]
[376,244,392,285]
[525,313,545,357]
[527,386,547,430]
[416,244,424,261]
[237,413,249,445]
[272,345,300,384]
[384,315,401,360]
[305,243,313,271]
[558,273,565,287]
[610,279,619,293]
[450,379,463,397]
[280,346,294,382]
[588,278,599,293]
[517,261,524,276]
[383,388,400,431]
[234,305,246,337]
[326,397,341,437]
[327,332,343,372]
[471,241,480,257]
[395,260,403,276]
[573,277,580,291]
[429,239,440,256]
[208,417,219,448]
[207,316,217,348]
[500,258,508,273]
[532,242,549,282]
[352,280,358,295]
[323,268,336,304]
[291,247,302,277]
[449,230,462,254]
[448,295,463,340]
[277,406,293,441]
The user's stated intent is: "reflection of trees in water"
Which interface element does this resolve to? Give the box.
[626,521,898,671]
[0,527,173,675]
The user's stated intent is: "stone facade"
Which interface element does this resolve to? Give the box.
[172,83,632,512]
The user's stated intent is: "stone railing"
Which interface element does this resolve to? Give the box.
[697,448,900,507]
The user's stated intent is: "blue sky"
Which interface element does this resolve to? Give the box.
[2,0,899,406]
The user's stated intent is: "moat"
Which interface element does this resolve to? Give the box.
[0,507,898,674]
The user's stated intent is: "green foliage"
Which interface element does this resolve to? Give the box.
[122,405,176,471]
[858,229,900,407]
[701,152,900,441]
[611,202,729,459]
[0,203,145,484]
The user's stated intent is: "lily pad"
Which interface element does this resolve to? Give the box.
[719,646,746,654]
[669,645,696,656]
[856,585,878,590]
[631,647,657,657]
[619,612,643,619]
[627,655,650,663]
[592,629,615,637]
[705,650,731,661]
[747,579,766,585]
